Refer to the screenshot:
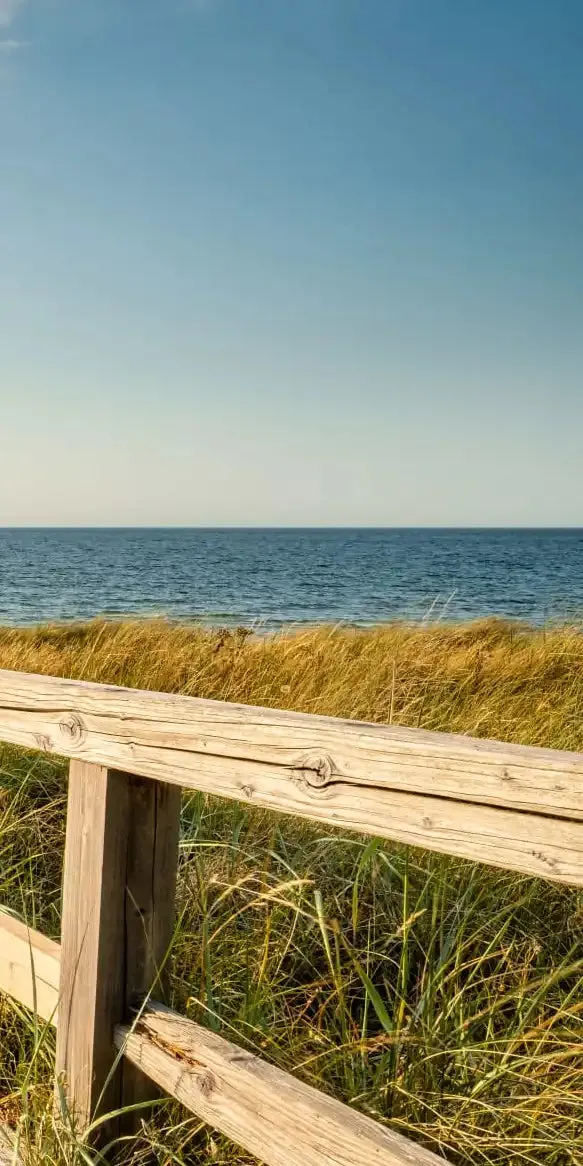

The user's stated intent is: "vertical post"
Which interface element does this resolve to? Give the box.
[122,775,182,1118]
[55,761,181,1142]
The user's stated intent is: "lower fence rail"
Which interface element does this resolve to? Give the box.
[0,914,447,1166]
[0,914,60,1025]
[117,1000,443,1166]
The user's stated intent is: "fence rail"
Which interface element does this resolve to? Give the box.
[1,667,583,1163]
[0,913,60,1024]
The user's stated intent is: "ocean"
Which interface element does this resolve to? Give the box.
[0,528,581,629]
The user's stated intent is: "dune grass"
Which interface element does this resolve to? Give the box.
[1,618,583,1165]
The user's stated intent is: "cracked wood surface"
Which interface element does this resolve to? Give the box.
[116,1001,449,1166]
[1,669,583,882]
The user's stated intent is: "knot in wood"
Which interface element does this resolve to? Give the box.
[303,753,335,788]
[198,1069,216,1098]
[59,712,87,747]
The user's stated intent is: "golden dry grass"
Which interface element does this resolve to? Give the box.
[1,619,582,1166]
[0,617,581,749]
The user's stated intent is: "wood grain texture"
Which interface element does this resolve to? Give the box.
[1,669,583,883]
[55,763,181,1136]
[121,776,181,1119]
[116,1001,448,1166]
[2,668,583,816]
[0,912,60,1024]
[55,762,130,1131]
[1,671,583,876]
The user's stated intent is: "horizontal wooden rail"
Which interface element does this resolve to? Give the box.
[116,1001,445,1166]
[1,669,583,882]
[0,913,60,1024]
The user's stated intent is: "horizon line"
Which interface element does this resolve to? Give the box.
[0,525,582,533]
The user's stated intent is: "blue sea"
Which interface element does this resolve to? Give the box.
[0,528,581,629]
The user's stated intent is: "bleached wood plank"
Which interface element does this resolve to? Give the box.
[0,912,60,1024]
[116,1001,447,1166]
[1,668,582,817]
[1,669,583,883]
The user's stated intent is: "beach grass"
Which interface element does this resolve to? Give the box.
[1,618,582,1164]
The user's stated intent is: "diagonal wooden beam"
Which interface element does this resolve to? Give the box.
[117,1000,449,1166]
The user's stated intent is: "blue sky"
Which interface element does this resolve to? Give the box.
[1,0,582,526]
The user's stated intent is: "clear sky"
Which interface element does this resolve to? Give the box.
[1,0,582,526]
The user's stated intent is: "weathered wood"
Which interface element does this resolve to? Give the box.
[116,1001,447,1166]
[0,669,582,883]
[55,762,181,1136]
[2,669,583,817]
[121,776,181,1119]
[55,762,130,1132]
[0,912,60,1024]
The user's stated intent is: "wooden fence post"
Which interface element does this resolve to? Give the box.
[55,761,181,1142]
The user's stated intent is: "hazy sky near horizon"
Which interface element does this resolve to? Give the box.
[1,0,582,526]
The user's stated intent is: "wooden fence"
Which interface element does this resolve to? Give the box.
[1,667,583,1164]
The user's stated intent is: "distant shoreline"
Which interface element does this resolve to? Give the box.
[1,609,582,634]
